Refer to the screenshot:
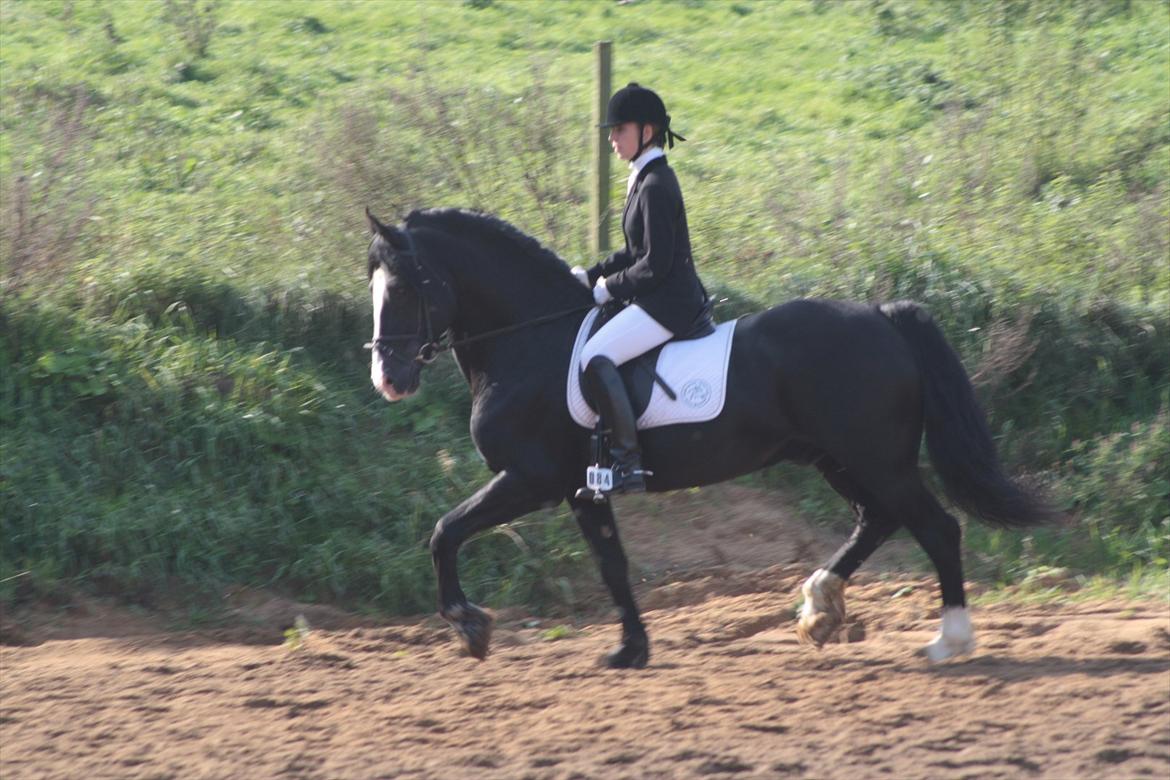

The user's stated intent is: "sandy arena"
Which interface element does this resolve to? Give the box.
[2,486,1167,779]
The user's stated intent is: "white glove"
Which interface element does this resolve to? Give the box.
[593,277,613,305]
[570,265,590,288]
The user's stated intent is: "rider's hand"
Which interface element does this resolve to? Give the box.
[593,277,613,305]
[570,266,590,288]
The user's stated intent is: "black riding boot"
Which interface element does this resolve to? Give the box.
[583,356,647,494]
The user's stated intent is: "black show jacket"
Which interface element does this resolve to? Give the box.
[586,155,708,336]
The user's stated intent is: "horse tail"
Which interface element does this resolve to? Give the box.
[879,301,1056,528]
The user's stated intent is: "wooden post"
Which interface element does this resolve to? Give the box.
[591,41,612,259]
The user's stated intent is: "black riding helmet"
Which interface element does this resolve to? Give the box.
[599,82,686,157]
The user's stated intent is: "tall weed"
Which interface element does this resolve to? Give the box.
[0,87,99,293]
[306,72,590,265]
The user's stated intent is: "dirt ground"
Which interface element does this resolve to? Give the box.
[2,485,1168,779]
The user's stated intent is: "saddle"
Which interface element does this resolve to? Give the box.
[576,299,716,418]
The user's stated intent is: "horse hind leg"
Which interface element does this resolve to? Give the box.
[796,568,847,647]
[891,481,975,662]
[861,472,978,664]
[797,461,899,648]
[812,465,975,661]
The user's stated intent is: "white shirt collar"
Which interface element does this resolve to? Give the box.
[630,145,665,173]
[627,146,665,194]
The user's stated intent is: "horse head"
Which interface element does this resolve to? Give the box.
[365,208,455,402]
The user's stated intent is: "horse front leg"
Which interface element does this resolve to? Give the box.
[430,471,543,660]
[567,494,649,669]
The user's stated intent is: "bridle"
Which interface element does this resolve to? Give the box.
[365,229,448,366]
[364,228,592,366]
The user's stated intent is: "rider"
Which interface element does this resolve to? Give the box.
[572,83,711,495]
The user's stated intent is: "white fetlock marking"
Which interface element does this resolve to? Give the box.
[923,606,975,662]
[799,570,825,623]
[798,569,846,645]
[801,569,843,615]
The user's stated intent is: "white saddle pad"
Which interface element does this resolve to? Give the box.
[567,307,738,430]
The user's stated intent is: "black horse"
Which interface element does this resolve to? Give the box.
[365,207,1053,667]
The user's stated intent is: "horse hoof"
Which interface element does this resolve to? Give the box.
[442,603,495,661]
[918,607,975,662]
[796,569,846,648]
[603,645,650,668]
[796,612,840,647]
[919,634,975,662]
[603,639,649,669]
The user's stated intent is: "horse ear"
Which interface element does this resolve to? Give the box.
[365,207,407,248]
[365,207,388,237]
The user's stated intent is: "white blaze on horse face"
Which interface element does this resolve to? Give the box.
[370,267,405,402]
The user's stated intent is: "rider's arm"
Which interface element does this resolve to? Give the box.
[587,248,634,286]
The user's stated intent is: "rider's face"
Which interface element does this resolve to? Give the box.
[608,122,653,162]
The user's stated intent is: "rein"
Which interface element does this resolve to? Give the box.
[440,304,594,353]
[365,228,592,364]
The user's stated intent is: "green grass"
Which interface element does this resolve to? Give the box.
[970,564,1170,606]
[540,624,581,642]
[1,0,1167,614]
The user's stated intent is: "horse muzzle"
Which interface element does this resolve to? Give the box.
[374,375,419,402]
[372,380,404,402]
[374,362,421,399]
[371,354,421,402]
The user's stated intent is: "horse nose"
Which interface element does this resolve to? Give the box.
[372,368,407,401]
[370,351,398,400]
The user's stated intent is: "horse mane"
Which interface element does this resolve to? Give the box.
[404,208,583,292]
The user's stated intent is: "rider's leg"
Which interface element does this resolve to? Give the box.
[579,306,672,494]
[579,304,674,370]
[582,355,647,493]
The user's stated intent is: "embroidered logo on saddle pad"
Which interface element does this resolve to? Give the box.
[567,307,738,430]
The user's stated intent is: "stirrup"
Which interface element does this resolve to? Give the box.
[574,485,610,504]
[611,465,649,494]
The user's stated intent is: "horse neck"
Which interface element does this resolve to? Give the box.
[418,228,589,394]
[422,229,588,340]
